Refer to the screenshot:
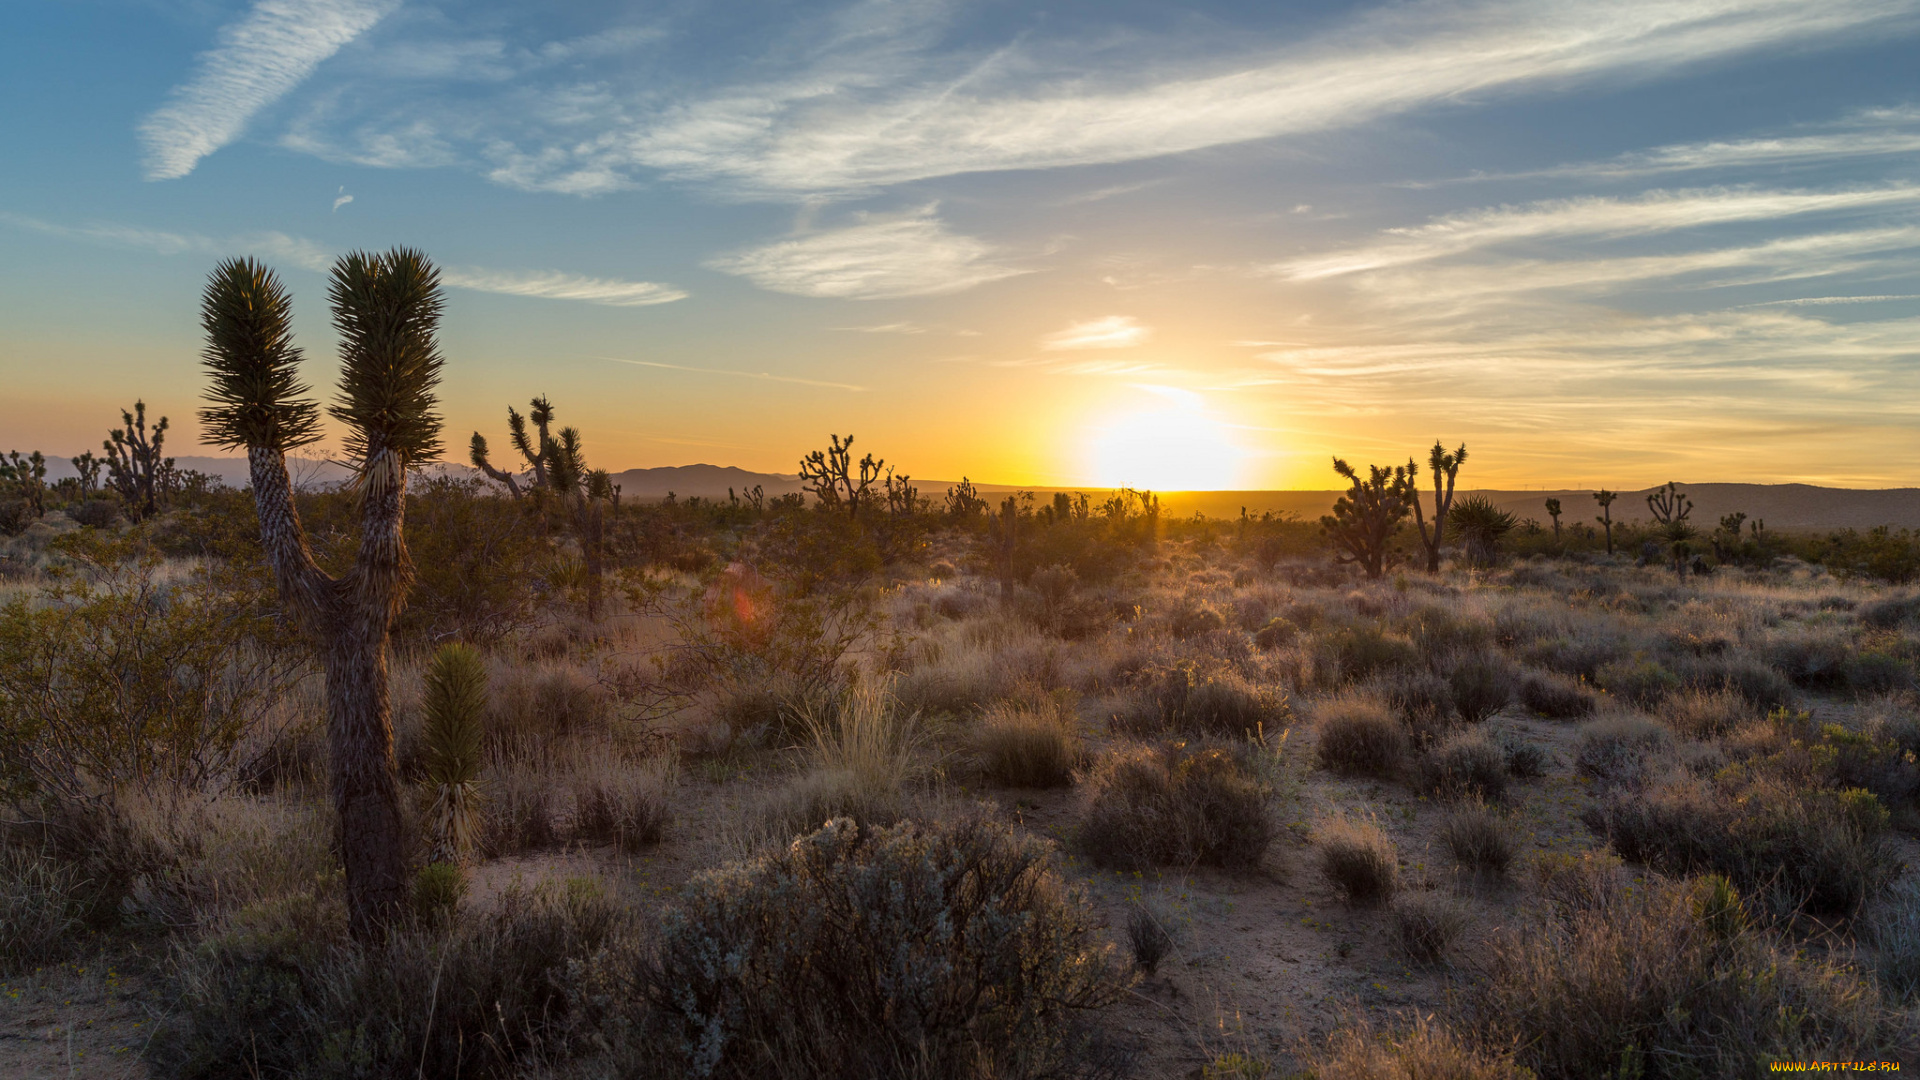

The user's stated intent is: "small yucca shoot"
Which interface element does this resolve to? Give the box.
[422,643,487,864]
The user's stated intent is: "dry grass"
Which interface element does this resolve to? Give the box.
[1439,800,1517,877]
[971,696,1083,788]
[1316,816,1399,905]
[1077,741,1273,870]
[1313,692,1409,777]
[1391,892,1468,964]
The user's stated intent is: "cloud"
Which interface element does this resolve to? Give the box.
[140,0,396,181]
[441,268,687,306]
[2,212,682,307]
[600,356,865,391]
[619,0,1920,194]
[1278,185,1920,279]
[332,187,353,212]
[834,322,927,334]
[1040,316,1151,350]
[1742,293,1920,306]
[707,207,1028,299]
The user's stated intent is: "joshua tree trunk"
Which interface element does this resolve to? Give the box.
[250,444,410,939]
[204,251,445,942]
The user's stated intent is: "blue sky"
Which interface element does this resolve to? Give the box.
[3,0,1919,488]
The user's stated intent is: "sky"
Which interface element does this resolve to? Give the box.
[3,0,1920,490]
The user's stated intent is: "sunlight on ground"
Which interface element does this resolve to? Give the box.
[1085,387,1246,491]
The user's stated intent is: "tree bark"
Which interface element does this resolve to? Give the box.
[248,444,409,940]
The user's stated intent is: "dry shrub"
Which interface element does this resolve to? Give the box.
[1448,655,1516,723]
[573,769,671,853]
[1307,1016,1528,1080]
[1316,816,1398,905]
[1077,742,1273,871]
[1418,731,1509,802]
[1372,668,1455,734]
[1574,713,1674,788]
[0,844,87,970]
[1166,596,1227,639]
[1865,883,1920,1004]
[481,764,561,857]
[1392,893,1468,964]
[1314,693,1410,778]
[155,876,630,1079]
[893,651,995,719]
[973,698,1083,788]
[635,817,1133,1080]
[1319,624,1421,683]
[488,666,609,761]
[1662,687,1754,738]
[1476,856,1912,1077]
[1439,800,1517,877]
[1126,900,1176,975]
[735,768,913,858]
[1116,660,1289,738]
[1518,670,1596,719]
[1584,774,1899,921]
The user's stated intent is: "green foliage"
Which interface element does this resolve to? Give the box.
[1446,495,1517,566]
[1321,458,1418,579]
[420,643,487,863]
[0,530,302,799]
[1078,741,1274,870]
[326,248,446,469]
[411,860,465,922]
[197,257,323,451]
[638,816,1131,1080]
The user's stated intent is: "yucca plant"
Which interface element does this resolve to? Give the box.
[198,249,445,940]
[422,643,487,864]
[1448,495,1517,567]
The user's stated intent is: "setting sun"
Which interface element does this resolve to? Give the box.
[1085,388,1246,491]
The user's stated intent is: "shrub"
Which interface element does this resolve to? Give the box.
[1865,885,1920,1004]
[1167,596,1227,639]
[0,844,87,970]
[1314,694,1410,778]
[411,860,465,922]
[1662,687,1753,738]
[1574,713,1673,788]
[1126,901,1176,976]
[1252,616,1298,650]
[1498,734,1547,778]
[1585,775,1900,920]
[1594,658,1681,707]
[1119,660,1289,738]
[155,877,628,1079]
[1519,670,1595,719]
[574,772,671,852]
[735,768,912,857]
[1523,632,1628,682]
[481,766,561,857]
[1316,816,1398,905]
[1321,624,1421,682]
[488,667,609,762]
[1078,742,1273,870]
[1307,1017,1529,1079]
[973,699,1083,788]
[1392,893,1468,964]
[1448,655,1515,723]
[636,817,1132,1080]
[1418,731,1509,802]
[1439,801,1517,876]
[1765,629,1851,691]
[1476,858,1911,1077]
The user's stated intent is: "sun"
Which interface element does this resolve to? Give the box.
[1085,389,1246,491]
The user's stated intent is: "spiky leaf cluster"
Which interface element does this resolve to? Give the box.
[422,643,487,789]
[198,258,322,452]
[328,248,445,467]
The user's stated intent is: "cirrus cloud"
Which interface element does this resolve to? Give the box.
[706,207,1028,299]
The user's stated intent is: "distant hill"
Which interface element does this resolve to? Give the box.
[35,455,1920,529]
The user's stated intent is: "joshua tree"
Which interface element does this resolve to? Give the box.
[1409,441,1467,573]
[69,451,102,496]
[799,434,883,517]
[1448,495,1517,567]
[1544,497,1562,540]
[199,249,444,941]
[946,476,987,519]
[995,495,1019,603]
[103,401,175,520]
[1593,489,1618,555]
[469,396,564,498]
[0,451,47,519]
[1321,457,1418,580]
[884,467,918,518]
[421,643,486,866]
[1646,481,1694,528]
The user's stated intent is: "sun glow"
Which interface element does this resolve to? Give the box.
[1085,388,1246,491]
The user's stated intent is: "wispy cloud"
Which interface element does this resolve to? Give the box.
[266,0,1920,198]
[1040,316,1150,350]
[140,0,395,181]
[1741,293,1920,306]
[332,187,353,212]
[1,212,682,308]
[706,207,1028,299]
[441,268,686,306]
[1430,106,1920,185]
[600,356,866,391]
[1278,185,1920,279]
[834,322,927,334]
